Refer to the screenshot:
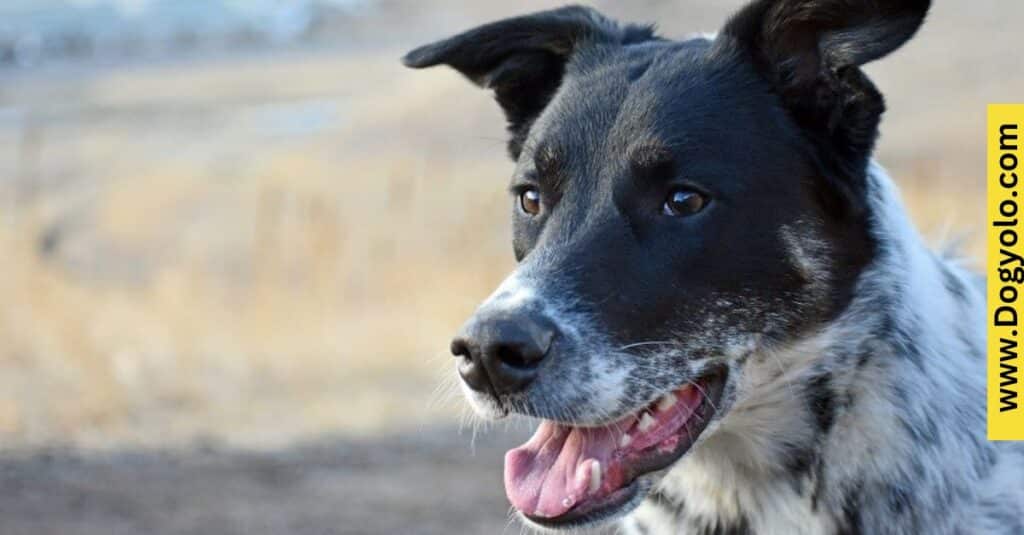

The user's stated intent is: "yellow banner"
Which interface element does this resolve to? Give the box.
[988,104,1024,440]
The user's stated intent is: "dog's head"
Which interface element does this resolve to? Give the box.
[405,0,929,530]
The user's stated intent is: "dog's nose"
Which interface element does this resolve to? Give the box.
[450,312,556,395]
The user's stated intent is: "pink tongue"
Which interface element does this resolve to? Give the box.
[503,386,706,519]
[503,417,631,518]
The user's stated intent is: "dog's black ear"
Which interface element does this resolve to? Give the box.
[720,0,930,216]
[403,6,656,159]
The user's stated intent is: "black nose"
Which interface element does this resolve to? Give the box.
[450,311,556,395]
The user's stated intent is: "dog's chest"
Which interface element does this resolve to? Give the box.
[621,460,837,535]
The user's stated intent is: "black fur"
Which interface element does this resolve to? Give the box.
[719,0,930,219]
[836,479,865,535]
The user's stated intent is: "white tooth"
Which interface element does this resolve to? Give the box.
[589,461,602,494]
[619,434,633,448]
[638,412,656,432]
[657,393,677,411]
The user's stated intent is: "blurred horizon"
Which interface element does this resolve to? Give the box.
[0,0,374,70]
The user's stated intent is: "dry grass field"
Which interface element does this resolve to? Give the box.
[0,1,1020,533]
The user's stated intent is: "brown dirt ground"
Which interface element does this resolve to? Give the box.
[0,427,545,535]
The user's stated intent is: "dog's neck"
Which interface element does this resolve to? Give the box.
[625,163,993,534]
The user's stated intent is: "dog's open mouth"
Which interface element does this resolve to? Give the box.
[504,367,727,528]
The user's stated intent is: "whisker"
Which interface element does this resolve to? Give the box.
[618,340,679,351]
[686,379,720,414]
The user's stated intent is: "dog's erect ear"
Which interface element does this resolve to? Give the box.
[403,6,656,159]
[720,0,930,217]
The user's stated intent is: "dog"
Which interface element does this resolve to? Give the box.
[404,1,1024,533]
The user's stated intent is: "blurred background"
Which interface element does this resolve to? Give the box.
[0,1,1017,534]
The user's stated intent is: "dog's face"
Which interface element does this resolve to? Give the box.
[406,0,928,530]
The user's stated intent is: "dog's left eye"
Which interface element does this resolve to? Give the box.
[519,188,542,216]
[663,188,707,217]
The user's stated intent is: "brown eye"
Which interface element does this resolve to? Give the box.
[663,189,707,217]
[519,188,541,216]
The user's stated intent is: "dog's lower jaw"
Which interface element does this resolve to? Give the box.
[518,479,651,533]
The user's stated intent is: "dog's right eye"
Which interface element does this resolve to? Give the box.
[663,188,707,217]
[519,188,541,216]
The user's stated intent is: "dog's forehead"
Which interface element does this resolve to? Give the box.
[548,37,718,143]
[516,36,793,190]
